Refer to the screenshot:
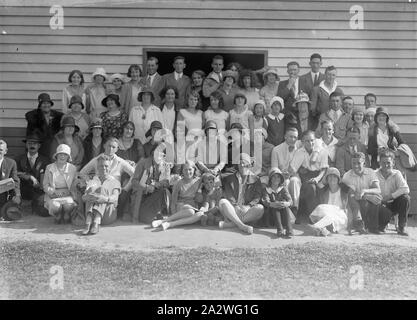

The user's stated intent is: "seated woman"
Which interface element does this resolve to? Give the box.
[81,154,121,235]
[61,95,91,140]
[43,144,77,224]
[50,116,84,170]
[151,160,203,230]
[309,167,348,236]
[100,94,129,139]
[218,153,264,234]
[262,168,294,238]
[197,172,224,227]
[82,118,105,167]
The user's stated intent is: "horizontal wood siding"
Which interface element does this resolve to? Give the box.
[0,0,416,213]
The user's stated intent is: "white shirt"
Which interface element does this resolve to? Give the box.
[271,141,300,172]
[328,109,343,123]
[0,158,4,170]
[147,73,157,86]
[174,71,183,81]
[311,72,320,84]
[161,105,176,133]
[376,128,389,149]
[129,104,164,144]
[328,189,343,209]
[317,136,339,162]
[290,146,329,172]
[319,80,338,96]
[27,152,39,167]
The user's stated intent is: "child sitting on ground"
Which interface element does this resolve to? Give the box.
[196,173,223,227]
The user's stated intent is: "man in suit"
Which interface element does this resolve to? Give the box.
[0,140,21,220]
[277,61,301,113]
[160,56,191,110]
[202,54,224,98]
[25,93,63,157]
[299,53,325,98]
[15,133,50,216]
[139,56,164,107]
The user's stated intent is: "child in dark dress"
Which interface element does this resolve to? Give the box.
[196,173,223,226]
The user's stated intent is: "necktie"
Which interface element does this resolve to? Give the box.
[146,76,151,86]
[29,156,36,168]
[314,74,318,86]
[288,146,295,153]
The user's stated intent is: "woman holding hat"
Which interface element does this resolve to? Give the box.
[129,86,164,144]
[259,68,280,112]
[119,64,143,115]
[43,144,78,224]
[85,67,108,120]
[262,168,294,238]
[368,107,405,170]
[100,93,128,138]
[50,117,84,170]
[309,167,349,236]
[61,95,91,139]
[218,70,240,112]
[62,70,86,114]
[82,118,105,167]
[238,69,260,111]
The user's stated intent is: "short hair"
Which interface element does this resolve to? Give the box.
[121,121,135,136]
[186,90,202,109]
[301,130,315,140]
[329,91,343,99]
[173,56,185,63]
[105,136,119,146]
[97,154,111,164]
[147,56,159,65]
[365,93,377,101]
[325,65,337,73]
[160,85,179,100]
[209,90,225,109]
[212,55,224,62]
[287,61,300,68]
[343,96,354,102]
[0,139,7,149]
[226,62,243,73]
[352,152,366,161]
[127,64,142,77]
[233,93,247,105]
[379,149,395,160]
[181,159,196,175]
[68,70,84,85]
[238,69,260,89]
[310,53,322,61]
[285,127,299,135]
[192,69,206,78]
[347,127,360,135]
[321,119,334,128]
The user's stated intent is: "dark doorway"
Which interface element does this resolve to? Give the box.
[143,48,267,78]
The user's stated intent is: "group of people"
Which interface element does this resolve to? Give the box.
[0,53,415,238]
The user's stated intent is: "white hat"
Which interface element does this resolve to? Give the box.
[270,96,284,109]
[110,73,129,83]
[53,144,72,162]
[91,67,108,81]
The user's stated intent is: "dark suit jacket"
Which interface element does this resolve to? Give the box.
[0,157,20,198]
[335,142,369,176]
[299,72,325,98]
[284,112,318,137]
[15,153,50,197]
[25,109,63,157]
[277,79,299,113]
[139,73,164,106]
[161,72,191,110]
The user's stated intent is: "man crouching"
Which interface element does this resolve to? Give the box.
[81,155,121,235]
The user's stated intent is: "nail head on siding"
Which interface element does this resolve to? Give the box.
[1,30,6,34]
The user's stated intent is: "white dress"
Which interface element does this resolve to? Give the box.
[204,109,229,133]
[179,109,203,136]
[229,106,252,129]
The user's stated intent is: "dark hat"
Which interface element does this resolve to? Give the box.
[374,107,390,123]
[138,86,155,102]
[204,120,218,131]
[68,95,85,110]
[89,117,103,130]
[22,132,43,143]
[61,116,80,133]
[230,122,244,131]
[37,93,54,108]
[1,201,22,221]
[234,92,247,101]
[323,167,341,184]
[101,94,121,108]
[145,121,163,138]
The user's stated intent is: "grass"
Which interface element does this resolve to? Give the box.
[1,240,417,300]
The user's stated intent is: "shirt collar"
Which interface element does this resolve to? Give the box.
[27,152,39,159]
[267,113,284,121]
[174,71,183,79]
[319,80,338,95]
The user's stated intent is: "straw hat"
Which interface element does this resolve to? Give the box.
[91,67,108,81]
[53,144,72,162]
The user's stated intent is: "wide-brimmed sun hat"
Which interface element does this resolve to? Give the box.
[292,92,311,107]
[53,144,72,162]
[91,67,107,81]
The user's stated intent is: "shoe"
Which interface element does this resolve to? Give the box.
[161,222,169,231]
[276,230,284,238]
[244,225,253,235]
[218,221,225,229]
[358,228,368,235]
[200,215,208,226]
[90,223,99,235]
[319,228,330,237]
[285,230,294,239]
[151,219,163,228]
[82,224,91,236]
[155,213,164,221]
[398,229,409,236]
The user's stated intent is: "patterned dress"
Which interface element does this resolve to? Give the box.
[100,111,128,138]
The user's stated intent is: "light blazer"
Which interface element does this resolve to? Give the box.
[161,72,191,110]
[43,162,78,202]
[299,72,325,98]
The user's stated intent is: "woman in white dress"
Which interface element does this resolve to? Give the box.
[228,92,252,130]
[178,90,204,138]
[203,90,229,135]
